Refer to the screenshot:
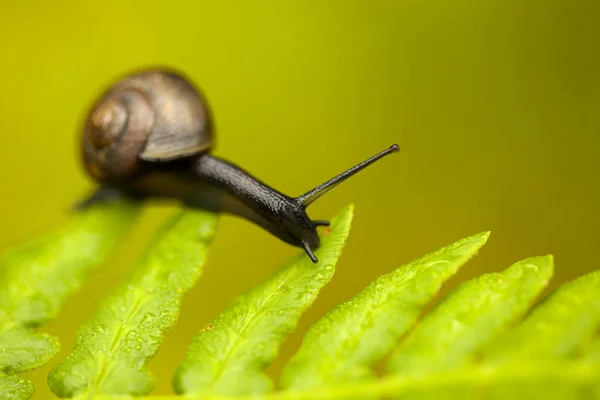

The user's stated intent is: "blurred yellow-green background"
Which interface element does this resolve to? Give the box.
[0,1,598,398]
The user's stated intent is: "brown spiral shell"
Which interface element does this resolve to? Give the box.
[82,69,213,182]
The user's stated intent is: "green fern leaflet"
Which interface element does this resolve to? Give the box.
[0,204,598,399]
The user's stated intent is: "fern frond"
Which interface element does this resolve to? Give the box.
[485,270,600,362]
[48,209,218,398]
[0,372,34,400]
[277,362,599,400]
[80,362,600,400]
[4,200,599,400]
[387,255,553,374]
[280,232,489,391]
[173,205,354,397]
[0,310,58,373]
[0,202,139,399]
[0,202,139,326]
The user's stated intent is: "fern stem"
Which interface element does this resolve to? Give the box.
[85,361,599,400]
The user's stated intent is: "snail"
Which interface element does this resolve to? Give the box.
[79,69,398,263]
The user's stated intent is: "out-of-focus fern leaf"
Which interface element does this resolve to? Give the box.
[48,209,218,398]
[387,255,553,375]
[280,232,490,391]
[485,270,600,362]
[0,373,34,400]
[4,198,599,400]
[278,362,598,400]
[173,205,354,397]
[0,310,58,373]
[0,202,139,325]
[589,340,600,399]
[0,203,139,399]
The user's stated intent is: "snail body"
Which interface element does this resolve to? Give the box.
[80,69,398,262]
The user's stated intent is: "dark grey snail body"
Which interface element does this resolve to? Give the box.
[80,69,398,262]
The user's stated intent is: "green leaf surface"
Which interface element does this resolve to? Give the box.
[387,255,553,375]
[0,373,34,400]
[173,205,355,397]
[0,202,139,326]
[48,209,218,398]
[0,310,59,373]
[485,270,600,362]
[276,362,599,400]
[588,340,600,398]
[0,202,138,399]
[280,232,490,391]
[86,362,599,400]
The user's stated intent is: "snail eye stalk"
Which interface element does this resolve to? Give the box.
[297,144,399,208]
[302,240,318,263]
[312,220,331,227]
